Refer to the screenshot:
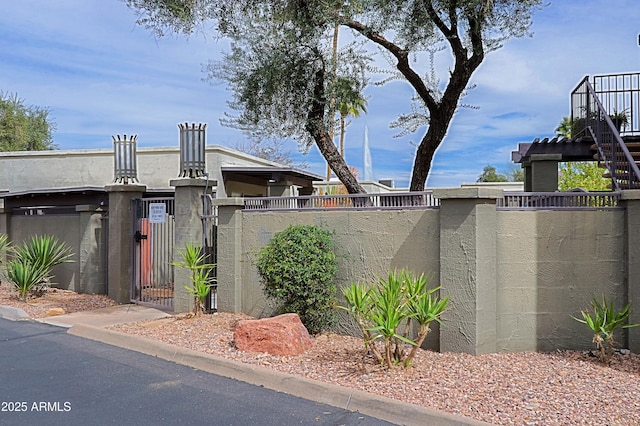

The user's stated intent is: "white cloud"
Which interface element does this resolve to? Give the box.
[2,0,640,189]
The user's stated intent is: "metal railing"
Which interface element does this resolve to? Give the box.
[592,73,640,136]
[201,193,217,313]
[497,191,622,210]
[130,197,175,312]
[571,76,640,190]
[243,191,439,211]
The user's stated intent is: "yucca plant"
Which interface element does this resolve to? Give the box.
[341,268,448,368]
[4,235,74,298]
[0,233,10,260]
[172,243,215,316]
[14,235,74,273]
[572,296,639,363]
[5,258,49,301]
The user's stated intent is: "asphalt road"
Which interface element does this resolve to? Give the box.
[0,319,396,426]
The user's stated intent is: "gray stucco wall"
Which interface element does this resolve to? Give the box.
[0,146,280,192]
[496,210,626,352]
[223,208,441,347]
[216,198,631,353]
[7,210,106,295]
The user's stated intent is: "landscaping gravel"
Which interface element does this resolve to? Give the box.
[2,284,639,425]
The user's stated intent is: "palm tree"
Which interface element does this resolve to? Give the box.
[334,77,367,162]
[555,116,573,138]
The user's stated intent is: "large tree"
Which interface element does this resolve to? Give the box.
[126,0,543,193]
[0,92,56,151]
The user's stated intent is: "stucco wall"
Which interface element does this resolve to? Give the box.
[230,209,441,347]
[0,146,280,192]
[10,215,83,292]
[496,210,626,352]
[215,197,632,354]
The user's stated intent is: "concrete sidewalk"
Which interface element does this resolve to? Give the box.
[3,304,491,426]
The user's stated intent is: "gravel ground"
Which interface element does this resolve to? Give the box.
[2,283,639,425]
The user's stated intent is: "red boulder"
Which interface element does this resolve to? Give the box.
[233,313,312,356]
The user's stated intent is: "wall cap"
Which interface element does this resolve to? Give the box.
[213,197,245,207]
[169,177,212,188]
[105,184,147,193]
[432,187,503,200]
[620,190,640,200]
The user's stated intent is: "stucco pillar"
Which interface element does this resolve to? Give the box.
[76,204,107,295]
[268,182,292,197]
[213,197,245,313]
[433,187,502,355]
[524,154,561,192]
[105,184,146,304]
[170,178,210,314]
[0,204,8,267]
[621,191,640,352]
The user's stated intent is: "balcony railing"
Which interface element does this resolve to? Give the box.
[497,191,622,210]
[571,75,640,190]
[243,191,439,211]
[592,73,640,136]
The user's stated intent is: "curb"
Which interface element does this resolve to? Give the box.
[0,305,30,321]
[68,324,491,426]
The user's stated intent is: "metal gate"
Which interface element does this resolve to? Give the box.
[201,193,217,312]
[131,197,175,311]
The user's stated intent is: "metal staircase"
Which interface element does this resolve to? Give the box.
[571,73,640,190]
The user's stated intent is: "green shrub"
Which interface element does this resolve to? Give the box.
[172,243,215,316]
[341,268,448,368]
[572,295,639,363]
[255,225,338,334]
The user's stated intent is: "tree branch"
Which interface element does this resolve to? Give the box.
[344,19,439,113]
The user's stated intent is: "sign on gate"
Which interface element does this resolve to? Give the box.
[149,203,166,224]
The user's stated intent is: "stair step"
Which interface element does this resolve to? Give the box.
[590,142,640,152]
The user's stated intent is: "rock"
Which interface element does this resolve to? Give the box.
[233,313,312,356]
[46,308,66,317]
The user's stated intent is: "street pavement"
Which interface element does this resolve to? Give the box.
[0,305,489,426]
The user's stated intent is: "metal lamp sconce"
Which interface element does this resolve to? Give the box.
[112,134,138,184]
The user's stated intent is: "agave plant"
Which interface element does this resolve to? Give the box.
[572,296,639,363]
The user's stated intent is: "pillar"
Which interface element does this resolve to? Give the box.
[76,204,107,295]
[524,154,561,192]
[433,187,502,355]
[170,178,210,313]
[213,197,245,313]
[621,191,640,352]
[105,184,146,304]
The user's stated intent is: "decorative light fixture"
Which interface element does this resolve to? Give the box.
[178,122,206,177]
[112,134,138,184]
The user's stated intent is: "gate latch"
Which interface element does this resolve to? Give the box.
[134,231,148,242]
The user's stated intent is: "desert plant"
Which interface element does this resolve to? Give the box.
[255,225,337,334]
[341,268,448,368]
[0,233,10,259]
[5,258,49,301]
[572,296,639,363]
[4,235,73,298]
[14,235,73,288]
[173,243,215,316]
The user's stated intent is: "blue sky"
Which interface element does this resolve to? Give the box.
[2,1,640,188]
